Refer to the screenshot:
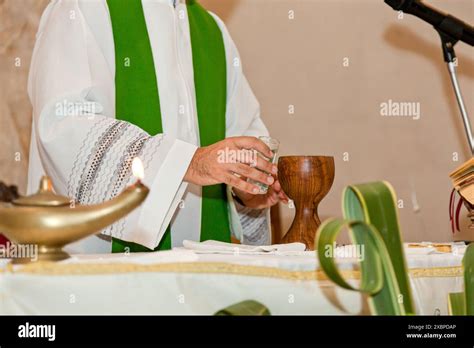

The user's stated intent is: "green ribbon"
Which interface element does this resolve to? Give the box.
[214,300,271,316]
[464,244,474,315]
[107,0,230,252]
[449,244,474,315]
[316,181,414,315]
[448,292,466,315]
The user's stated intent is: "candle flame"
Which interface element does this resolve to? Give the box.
[132,158,145,181]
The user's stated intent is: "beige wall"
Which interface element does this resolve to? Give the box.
[0,0,48,193]
[1,0,473,242]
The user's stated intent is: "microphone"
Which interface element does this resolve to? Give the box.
[384,0,474,46]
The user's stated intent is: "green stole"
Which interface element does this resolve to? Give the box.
[107,0,231,252]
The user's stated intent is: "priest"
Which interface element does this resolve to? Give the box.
[27,0,288,253]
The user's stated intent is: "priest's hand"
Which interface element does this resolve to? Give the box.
[232,179,290,209]
[184,136,278,195]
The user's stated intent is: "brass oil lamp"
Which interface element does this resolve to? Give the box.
[0,158,149,263]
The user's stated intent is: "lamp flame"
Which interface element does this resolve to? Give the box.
[132,158,145,181]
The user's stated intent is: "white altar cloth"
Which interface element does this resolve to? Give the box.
[0,245,465,315]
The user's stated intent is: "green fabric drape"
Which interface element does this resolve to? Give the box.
[107,0,230,252]
[187,0,230,243]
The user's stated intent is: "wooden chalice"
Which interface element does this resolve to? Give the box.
[278,156,335,250]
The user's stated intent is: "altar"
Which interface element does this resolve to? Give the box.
[0,244,465,315]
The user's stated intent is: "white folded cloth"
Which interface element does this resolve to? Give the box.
[182,240,307,255]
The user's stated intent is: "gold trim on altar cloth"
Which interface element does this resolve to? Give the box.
[0,262,464,281]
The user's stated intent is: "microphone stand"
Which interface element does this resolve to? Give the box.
[437,30,474,156]
[439,29,474,236]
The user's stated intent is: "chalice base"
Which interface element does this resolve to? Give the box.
[281,214,320,250]
[11,245,69,264]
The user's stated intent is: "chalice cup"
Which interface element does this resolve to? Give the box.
[278,156,335,250]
